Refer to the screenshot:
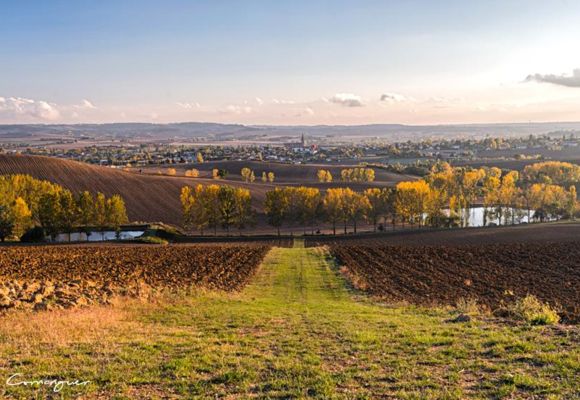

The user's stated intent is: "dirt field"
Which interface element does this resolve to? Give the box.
[0,243,269,312]
[330,241,580,323]
[0,154,278,225]
[306,221,580,246]
[141,160,417,185]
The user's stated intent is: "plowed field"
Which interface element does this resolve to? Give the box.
[331,242,580,323]
[0,244,269,311]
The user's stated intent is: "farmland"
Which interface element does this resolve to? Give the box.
[0,244,269,312]
[0,154,413,228]
[1,242,578,399]
[306,220,580,247]
[329,241,580,323]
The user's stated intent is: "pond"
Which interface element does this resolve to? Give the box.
[48,230,145,243]
[453,207,529,227]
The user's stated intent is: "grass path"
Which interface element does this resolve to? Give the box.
[1,242,578,399]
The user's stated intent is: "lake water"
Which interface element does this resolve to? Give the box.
[48,230,145,242]
[447,207,532,227]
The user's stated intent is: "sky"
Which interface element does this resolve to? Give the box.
[1,0,580,125]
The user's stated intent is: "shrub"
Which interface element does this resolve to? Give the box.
[455,297,481,316]
[139,236,168,245]
[20,226,46,243]
[508,295,560,325]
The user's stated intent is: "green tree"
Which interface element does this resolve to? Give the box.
[38,191,62,241]
[218,186,237,233]
[59,190,78,242]
[77,191,94,240]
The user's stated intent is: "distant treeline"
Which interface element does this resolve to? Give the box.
[181,161,579,235]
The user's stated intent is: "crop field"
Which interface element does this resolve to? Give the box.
[0,244,269,312]
[1,242,578,399]
[330,241,580,323]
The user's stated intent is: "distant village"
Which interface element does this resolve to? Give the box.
[1,131,579,169]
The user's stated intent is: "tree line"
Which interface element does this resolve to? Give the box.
[181,161,579,235]
[180,184,255,235]
[0,174,128,241]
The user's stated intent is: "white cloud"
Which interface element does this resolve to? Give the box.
[379,92,409,103]
[177,102,201,109]
[272,98,296,105]
[525,68,580,88]
[305,106,315,115]
[255,97,264,106]
[0,96,60,121]
[328,93,364,107]
[75,99,97,109]
[220,104,253,114]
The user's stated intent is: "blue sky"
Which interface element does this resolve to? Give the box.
[1,0,580,124]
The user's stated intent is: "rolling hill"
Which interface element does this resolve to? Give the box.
[0,154,275,226]
[0,155,415,227]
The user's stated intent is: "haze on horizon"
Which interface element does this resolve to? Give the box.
[1,0,580,126]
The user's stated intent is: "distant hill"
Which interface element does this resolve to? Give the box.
[2,121,580,142]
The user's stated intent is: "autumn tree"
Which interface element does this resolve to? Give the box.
[205,184,221,235]
[76,191,94,226]
[395,181,431,226]
[166,168,177,176]
[196,152,204,163]
[94,192,108,240]
[241,167,253,183]
[298,187,322,234]
[0,205,14,242]
[364,188,393,231]
[185,168,200,178]
[341,188,370,234]
[264,188,289,236]
[180,184,210,235]
[11,197,32,239]
[317,169,333,183]
[106,194,129,235]
[267,172,275,183]
[180,186,195,230]
[323,188,344,235]
[38,191,63,241]
[262,171,268,183]
[233,188,254,232]
[218,186,237,233]
[59,190,78,241]
[568,185,578,219]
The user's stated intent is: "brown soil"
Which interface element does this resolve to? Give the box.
[330,241,580,323]
[0,243,269,312]
[0,154,273,225]
[306,221,580,247]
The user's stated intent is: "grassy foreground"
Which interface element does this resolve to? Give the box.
[0,242,578,399]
